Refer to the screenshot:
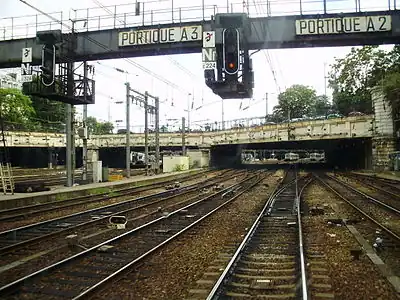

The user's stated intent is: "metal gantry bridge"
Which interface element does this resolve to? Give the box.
[0,0,399,67]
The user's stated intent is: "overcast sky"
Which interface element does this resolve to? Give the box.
[0,0,395,131]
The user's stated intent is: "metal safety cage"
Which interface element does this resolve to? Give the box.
[23,63,95,105]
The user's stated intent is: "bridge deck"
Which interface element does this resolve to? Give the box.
[0,4,399,67]
[0,115,375,148]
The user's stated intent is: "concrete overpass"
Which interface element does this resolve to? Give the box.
[5,87,398,171]
[3,115,374,148]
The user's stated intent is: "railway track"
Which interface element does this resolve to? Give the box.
[13,170,144,187]
[340,172,400,202]
[315,173,400,291]
[317,173,400,239]
[0,170,242,254]
[0,169,222,223]
[0,172,263,299]
[204,168,313,299]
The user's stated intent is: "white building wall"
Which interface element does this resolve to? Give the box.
[0,72,22,90]
[371,87,394,136]
[162,156,189,173]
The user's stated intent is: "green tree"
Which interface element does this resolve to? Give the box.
[85,116,114,134]
[0,88,35,130]
[86,116,98,135]
[273,84,317,119]
[97,121,114,134]
[314,95,331,116]
[21,75,67,132]
[328,46,393,115]
[381,72,400,121]
[29,96,66,132]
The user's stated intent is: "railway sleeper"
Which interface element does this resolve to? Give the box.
[306,244,335,299]
[186,246,238,299]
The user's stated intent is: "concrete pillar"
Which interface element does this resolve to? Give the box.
[48,148,53,169]
[364,139,372,170]
[372,137,396,171]
[87,149,99,162]
[371,86,394,136]
[370,87,396,171]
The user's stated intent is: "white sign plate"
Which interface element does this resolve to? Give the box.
[22,47,32,63]
[21,75,33,82]
[118,25,202,47]
[202,62,217,70]
[202,47,216,70]
[202,47,216,62]
[295,15,391,35]
[203,31,215,47]
[21,63,32,76]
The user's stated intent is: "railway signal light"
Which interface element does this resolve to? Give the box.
[40,44,56,86]
[222,28,240,75]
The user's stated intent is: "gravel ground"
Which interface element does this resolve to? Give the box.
[303,182,399,300]
[336,174,400,211]
[0,173,243,286]
[0,171,221,232]
[325,175,400,239]
[90,170,285,300]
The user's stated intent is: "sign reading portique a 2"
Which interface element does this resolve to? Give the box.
[119,25,202,47]
[296,15,391,35]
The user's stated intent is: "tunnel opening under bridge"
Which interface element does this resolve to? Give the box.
[210,138,372,170]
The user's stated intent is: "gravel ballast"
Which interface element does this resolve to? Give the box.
[303,182,399,300]
[91,170,284,300]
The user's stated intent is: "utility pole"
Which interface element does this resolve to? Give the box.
[287,109,291,141]
[66,61,75,186]
[222,99,225,130]
[187,93,191,133]
[265,92,269,119]
[126,87,160,175]
[82,61,88,182]
[125,82,131,178]
[182,116,186,155]
[324,62,328,98]
[155,97,160,174]
[144,92,149,176]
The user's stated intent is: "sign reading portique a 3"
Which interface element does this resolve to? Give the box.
[119,25,202,47]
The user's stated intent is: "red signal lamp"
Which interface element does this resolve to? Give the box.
[228,62,235,69]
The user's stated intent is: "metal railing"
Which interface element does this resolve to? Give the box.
[0,0,396,41]
[1,113,374,135]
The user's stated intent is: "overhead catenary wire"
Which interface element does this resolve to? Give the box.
[91,0,200,83]
[252,0,282,94]
[253,0,286,90]
[90,0,201,92]
[18,0,190,95]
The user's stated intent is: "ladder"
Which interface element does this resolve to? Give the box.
[0,106,14,195]
[0,162,14,195]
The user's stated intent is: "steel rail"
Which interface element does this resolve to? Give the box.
[0,171,241,254]
[315,173,400,242]
[326,174,400,215]
[206,170,312,300]
[72,174,264,299]
[0,169,215,218]
[297,176,314,300]
[0,173,261,297]
[339,173,400,201]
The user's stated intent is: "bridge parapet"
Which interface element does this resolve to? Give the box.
[2,115,374,148]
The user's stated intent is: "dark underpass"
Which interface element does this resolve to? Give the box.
[6,146,199,168]
[6,138,371,170]
[210,138,372,170]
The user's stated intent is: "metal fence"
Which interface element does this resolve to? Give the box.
[0,0,397,41]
